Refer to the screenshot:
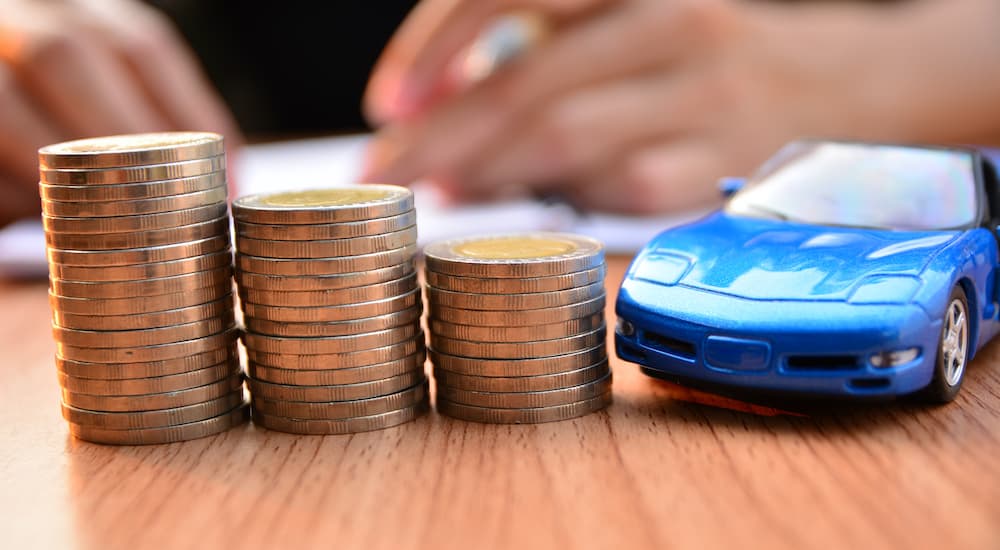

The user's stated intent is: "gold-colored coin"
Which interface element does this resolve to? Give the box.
[61,372,243,412]
[39,132,224,169]
[49,250,231,283]
[57,361,238,396]
[425,265,605,294]
[53,314,235,348]
[50,266,232,299]
[235,226,417,259]
[245,306,421,338]
[251,400,427,435]
[243,325,420,355]
[55,345,237,379]
[43,202,227,234]
[242,288,420,323]
[61,391,243,429]
[248,338,424,371]
[426,281,604,310]
[48,283,232,316]
[251,382,428,420]
[424,233,604,278]
[39,172,226,202]
[247,351,425,385]
[53,297,233,331]
[236,262,413,292]
[247,371,424,402]
[57,328,239,364]
[232,185,413,224]
[433,361,609,393]
[428,345,606,377]
[437,372,611,409]
[68,402,249,445]
[240,273,416,307]
[236,244,416,276]
[429,293,605,326]
[436,391,611,424]
[428,312,604,342]
[235,211,415,240]
[42,187,228,218]
[40,155,225,185]
[45,216,230,250]
[429,326,606,359]
[47,235,230,267]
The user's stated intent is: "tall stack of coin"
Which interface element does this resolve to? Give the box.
[233,186,428,434]
[425,233,612,424]
[40,132,247,445]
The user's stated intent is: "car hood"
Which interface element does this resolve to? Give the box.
[633,212,961,301]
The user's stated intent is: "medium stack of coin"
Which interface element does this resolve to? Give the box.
[424,233,612,424]
[40,132,247,445]
[233,186,429,434]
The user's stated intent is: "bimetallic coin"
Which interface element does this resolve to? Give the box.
[236,244,417,276]
[40,155,225,185]
[45,216,230,250]
[425,265,605,294]
[433,361,610,393]
[248,338,424,371]
[43,202,227,234]
[429,345,606,377]
[53,298,233,331]
[57,329,239,363]
[430,326,606,359]
[429,293,605,326]
[49,250,231,282]
[39,132,224,169]
[61,372,243,412]
[424,233,604,278]
[57,361,238,395]
[243,325,420,355]
[242,288,420,323]
[42,187,227,218]
[61,391,243,429]
[53,314,234,348]
[39,172,225,202]
[436,391,611,424]
[232,185,413,225]
[236,226,417,259]
[251,382,428,420]
[247,351,425,385]
[56,345,237,379]
[426,281,604,310]
[429,312,604,343]
[240,273,416,307]
[437,372,611,408]
[50,266,232,299]
[47,235,230,267]
[49,283,232,316]
[68,402,249,445]
[252,400,427,435]
[245,306,421,338]
[236,262,414,292]
[247,371,424,402]
[235,211,415,240]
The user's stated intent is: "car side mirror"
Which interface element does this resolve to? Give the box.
[717,177,746,197]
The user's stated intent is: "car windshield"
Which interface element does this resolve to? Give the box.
[726,142,979,230]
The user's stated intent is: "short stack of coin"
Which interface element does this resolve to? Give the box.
[233,186,429,434]
[40,132,247,445]
[425,233,612,424]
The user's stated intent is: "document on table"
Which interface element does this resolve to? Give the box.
[0,135,704,277]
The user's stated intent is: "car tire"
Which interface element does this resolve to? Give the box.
[923,286,970,403]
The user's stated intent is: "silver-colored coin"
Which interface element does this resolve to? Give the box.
[236,244,417,276]
[55,345,237,379]
[248,338,424,371]
[49,283,232,316]
[429,345,607,377]
[68,402,249,445]
[425,265,605,294]
[243,325,420,355]
[235,211,416,240]
[50,265,232,299]
[39,171,226,202]
[41,155,226,185]
[430,326,606,359]
[53,314,235,348]
[53,297,233,331]
[430,293,606,326]
[43,202,227,234]
[236,226,417,259]
[57,328,239,363]
[247,351,425,385]
[233,185,413,225]
[242,288,421,323]
[437,372,612,409]
[251,381,428,420]
[61,391,243,429]
[434,361,609,393]
[436,391,611,424]
[236,262,414,292]
[424,233,604,278]
[62,372,244,412]
[426,281,604,310]
[248,371,425,402]
[39,132,225,169]
[58,361,239,396]
[47,235,230,267]
[245,306,421,338]
[240,272,417,307]
[251,400,427,435]
[45,216,230,250]
[42,187,228,218]
[49,250,231,282]
[429,312,604,343]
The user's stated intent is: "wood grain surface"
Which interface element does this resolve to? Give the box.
[2,256,999,550]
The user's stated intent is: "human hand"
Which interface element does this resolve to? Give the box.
[0,0,241,223]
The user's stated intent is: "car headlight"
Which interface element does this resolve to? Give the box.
[616,318,635,337]
[848,275,921,305]
[630,250,693,286]
[870,347,921,368]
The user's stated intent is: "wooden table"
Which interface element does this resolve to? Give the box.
[2,255,999,550]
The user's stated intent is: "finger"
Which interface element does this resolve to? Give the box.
[0,173,43,226]
[365,0,617,123]
[0,61,64,184]
[364,0,737,185]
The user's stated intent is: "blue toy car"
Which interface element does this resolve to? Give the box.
[615,140,1000,402]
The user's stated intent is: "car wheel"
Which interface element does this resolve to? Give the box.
[924,287,970,403]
